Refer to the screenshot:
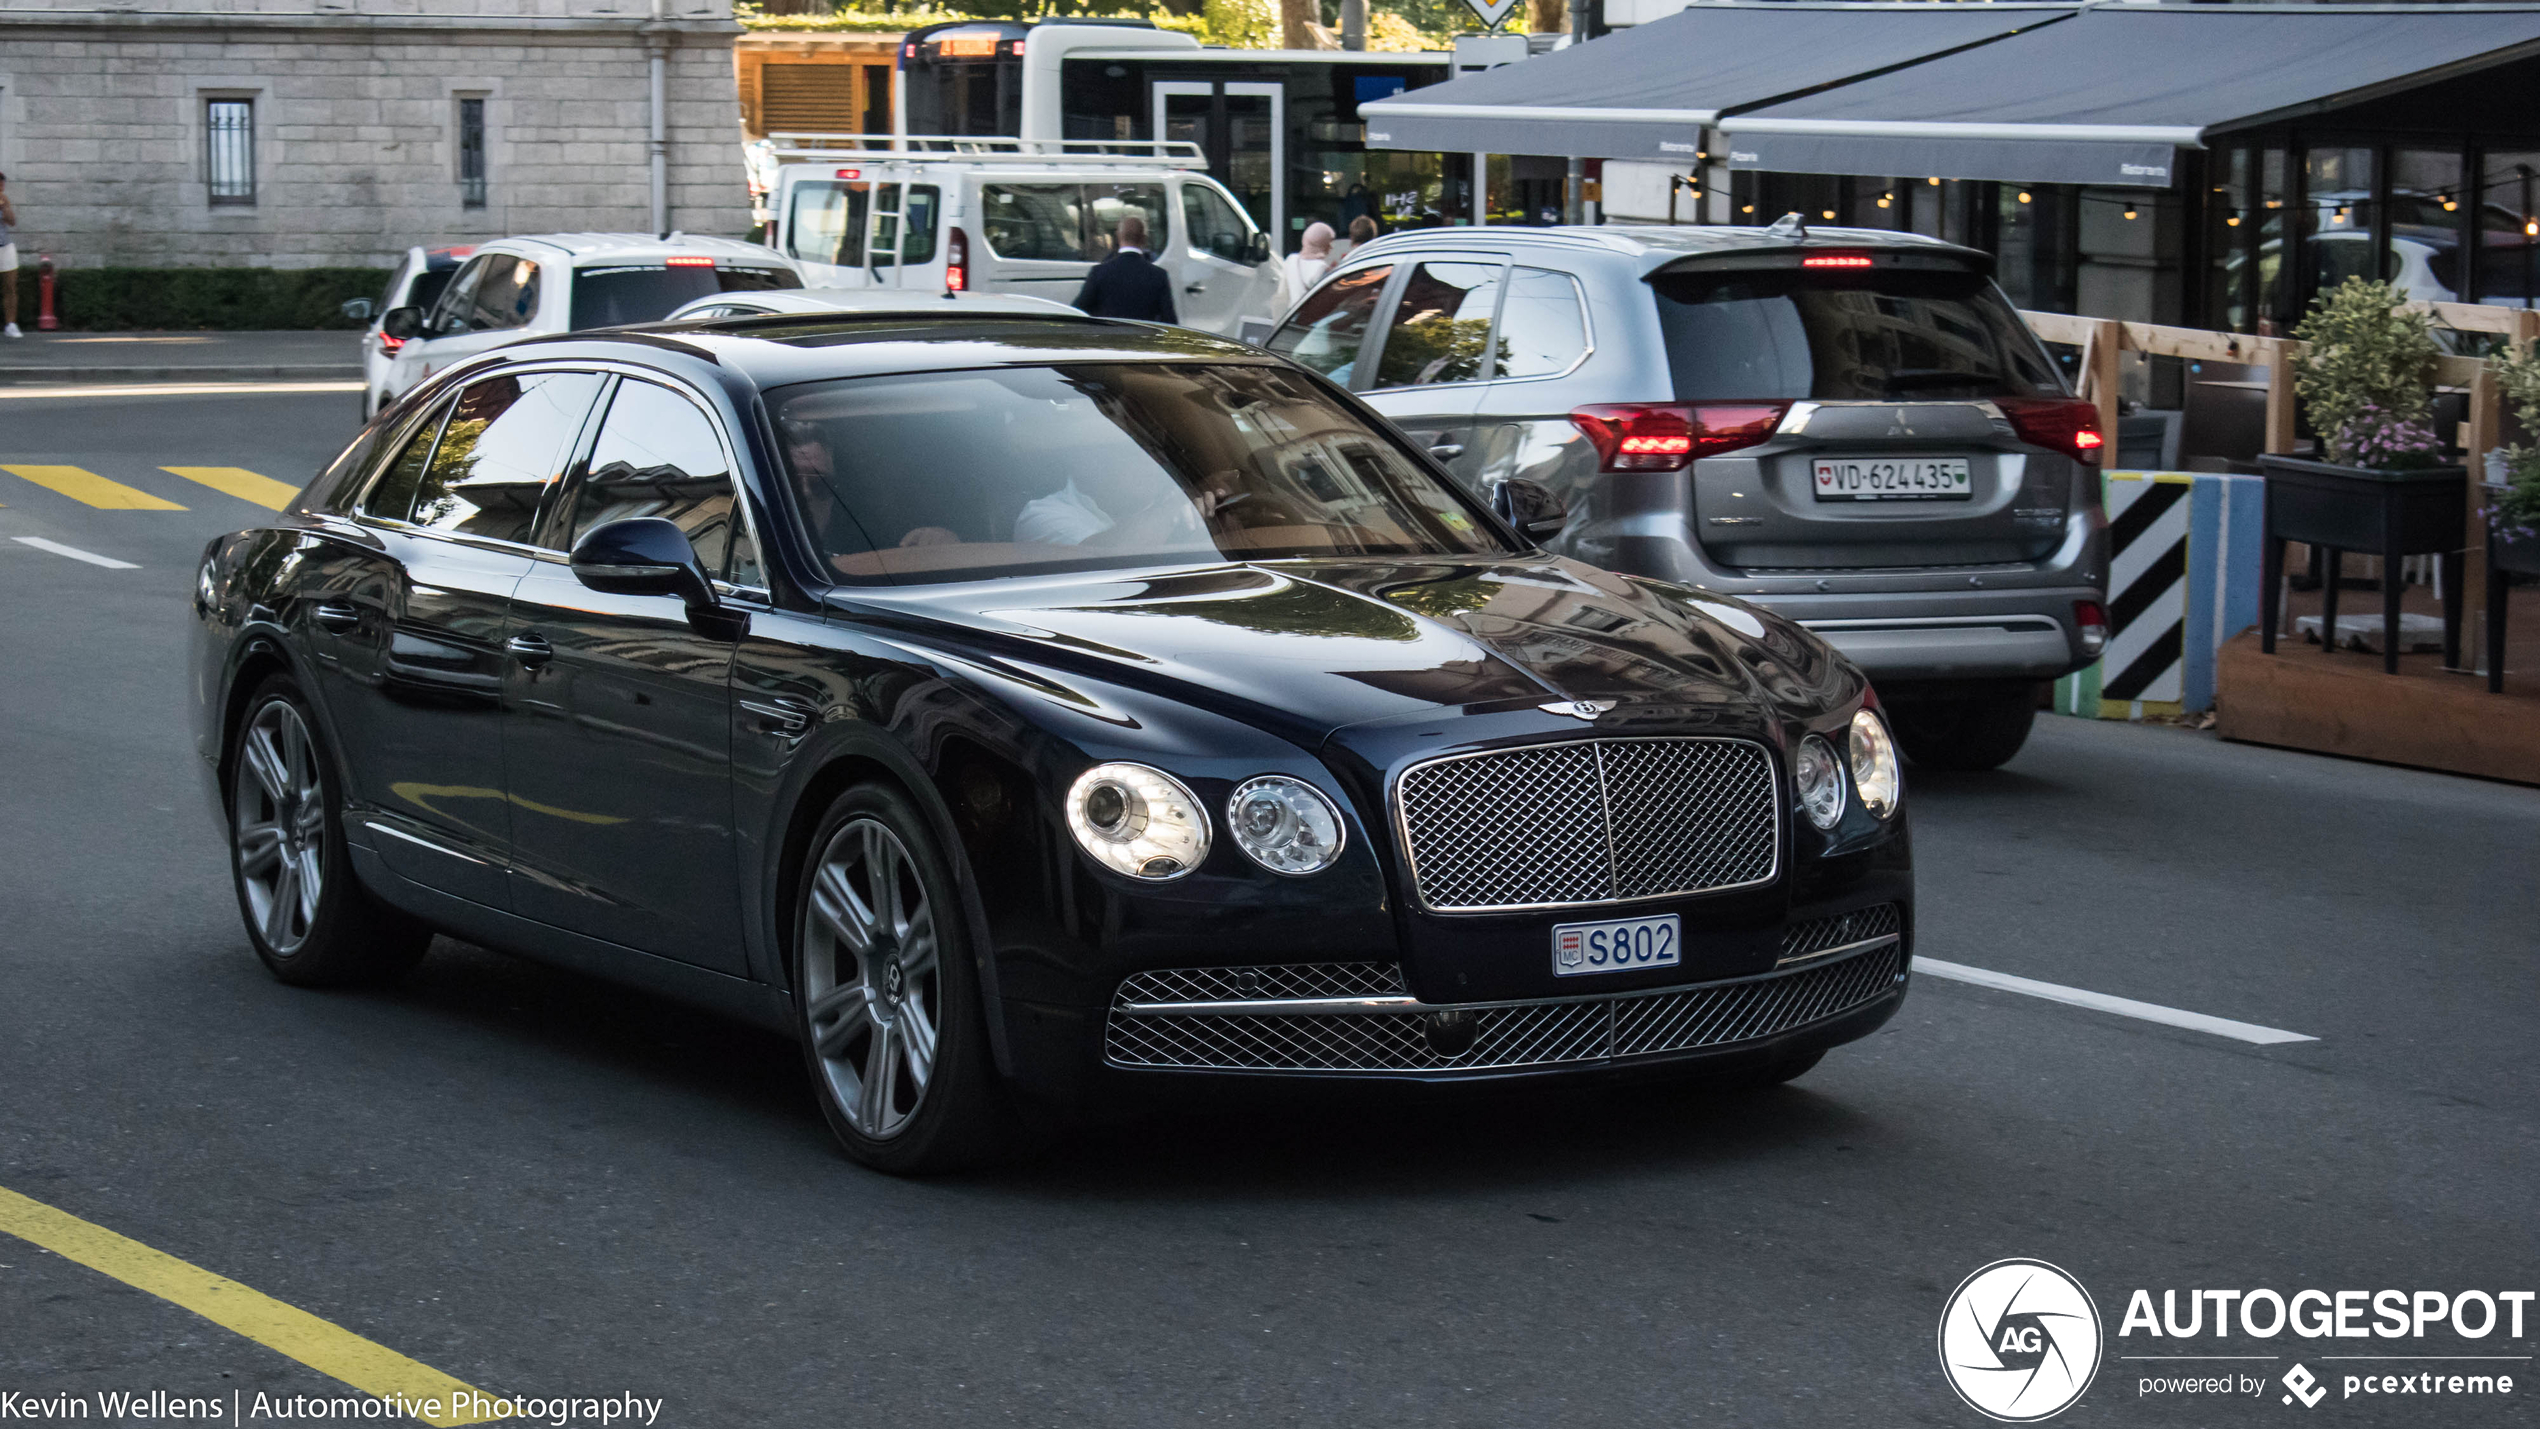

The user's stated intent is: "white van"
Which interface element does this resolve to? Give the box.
[761,138,1279,336]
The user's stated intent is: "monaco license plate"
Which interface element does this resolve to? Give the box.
[1553,912,1681,978]
[1812,456,1973,501]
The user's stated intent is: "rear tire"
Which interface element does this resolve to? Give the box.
[1888,687,2039,771]
[225,675,430,988]
[792,782,1024,1175]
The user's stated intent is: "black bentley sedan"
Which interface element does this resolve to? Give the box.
[189,313,1912,1173]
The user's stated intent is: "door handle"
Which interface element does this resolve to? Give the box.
[1185,283,1207,294]
[311,599,361,634]
[1427,443,1466,460]
[506,632,554,670]
[738,697,814,735]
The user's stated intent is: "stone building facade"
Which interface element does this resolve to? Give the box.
[0,0,751,269]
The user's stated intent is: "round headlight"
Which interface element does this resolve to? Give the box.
[1066,763,1210,881]
[1849,709,1902,819]
[1225,776,1346,876]
[1793,735,1846,830]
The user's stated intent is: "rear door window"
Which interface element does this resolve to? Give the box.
[1494,266,1590,379]
[468,256,540,331]
[408,371,607,544]
[1372,260,1504,390]
[787,181,870,266]
[875,184,942,267]
[359,398,455,523]
[981,185,1087,260]
[1265,263,1392,386]
[1084,183,1167,260]
[1651,264,2062,401]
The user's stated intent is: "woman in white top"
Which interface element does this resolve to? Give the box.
[1270,222,1336,321]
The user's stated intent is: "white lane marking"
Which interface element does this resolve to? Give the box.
[12,536,139,569]
[0,381,361,400]
[1912,956,2317,1045]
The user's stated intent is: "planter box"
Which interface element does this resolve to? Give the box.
[2257,455,2467,674]
[2483,480,2540,693]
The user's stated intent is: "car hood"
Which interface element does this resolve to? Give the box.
[829,556,1855,747]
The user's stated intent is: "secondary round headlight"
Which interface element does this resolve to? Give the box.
[1067,763,1210,881]
[1225,776,1346,876]
[1794,735,1847,830]
[1849,709,1902,819]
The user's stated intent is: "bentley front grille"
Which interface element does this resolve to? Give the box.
[1102,941,1904,1075]
[1777,903,1903,967]
[1394,737,1780,912]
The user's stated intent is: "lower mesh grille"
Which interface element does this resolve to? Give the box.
[1779,903,1903,966]
[1103,942,1905,1074]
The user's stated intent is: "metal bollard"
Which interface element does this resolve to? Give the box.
[35,253,59,331]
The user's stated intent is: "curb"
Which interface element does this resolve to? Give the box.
[0,363,362,384]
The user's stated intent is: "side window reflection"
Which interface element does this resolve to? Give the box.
[409,371,605,544]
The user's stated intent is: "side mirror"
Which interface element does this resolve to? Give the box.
[380,306,425,341]
[1491,478,1569,544]
[1243,232,1272,265]
[341,297,377,323]
[570,516,718,609]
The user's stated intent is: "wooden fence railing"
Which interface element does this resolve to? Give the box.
[2021,303,2540,630]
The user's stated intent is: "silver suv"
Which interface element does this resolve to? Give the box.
[1266,224,2110,770]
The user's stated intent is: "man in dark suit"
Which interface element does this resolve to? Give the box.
[1072,215,1177,323]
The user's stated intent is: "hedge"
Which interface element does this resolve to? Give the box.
[51,266,393,331]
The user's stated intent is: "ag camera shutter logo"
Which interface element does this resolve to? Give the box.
[1939,1259,2104,1421]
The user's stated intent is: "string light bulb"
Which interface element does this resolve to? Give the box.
[1740,203,1754,215]
[1877,192,1892,209]
[2526,217,2539,238]
[2441,196,2457,212]
[1821,208,1836,220]
[2123,204,2138,220]
[2016,191,2032,204]
[2225,212,2241,227]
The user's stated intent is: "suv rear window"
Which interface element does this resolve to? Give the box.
[570,263,802,329]
[1650,265,2061,401]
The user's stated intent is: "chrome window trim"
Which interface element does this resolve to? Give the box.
[1390,734,1784,914]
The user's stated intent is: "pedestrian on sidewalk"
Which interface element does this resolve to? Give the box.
[1271,221,1336,318]
[0,173,19,338]
[1072,215,1177,324]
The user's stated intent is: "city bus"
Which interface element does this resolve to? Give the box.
[891,18,1470,254]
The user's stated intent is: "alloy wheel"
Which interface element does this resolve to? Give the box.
[801,817,941,1140]
[233,699,327,957]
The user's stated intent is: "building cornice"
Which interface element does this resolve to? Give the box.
[0,9,740,37]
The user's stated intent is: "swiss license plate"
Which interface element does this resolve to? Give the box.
[1553,912,1681,977]
[1812,456,1973,501]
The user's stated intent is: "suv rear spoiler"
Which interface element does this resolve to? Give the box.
[1644,243,1994,279]
[765,133,1208,170]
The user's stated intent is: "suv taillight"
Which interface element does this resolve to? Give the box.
[945,227,968,293]
[1998,397,2105,465]
[1568,402,1789,473]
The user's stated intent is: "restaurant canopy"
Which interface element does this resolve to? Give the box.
[1366,2,2540,191]
[1357,1,2072,163]
[1718,3,2540,188]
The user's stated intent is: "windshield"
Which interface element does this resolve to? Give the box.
[1651,265,2063,402]
[773,362,1508,584]
[569,263,801,329]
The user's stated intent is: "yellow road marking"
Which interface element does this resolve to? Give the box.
[0,463,186,510]
[0,1185,510,1425]
[163,465,299,511]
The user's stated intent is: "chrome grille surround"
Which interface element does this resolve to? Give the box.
[1393,737,1780,912]
[1102,941,1904,1074]
[1777,903,1903,967]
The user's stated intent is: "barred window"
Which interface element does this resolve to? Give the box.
[206,98,254,207]
[457,97,487,209]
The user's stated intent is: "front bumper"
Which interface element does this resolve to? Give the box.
[1099,908,1906,1079]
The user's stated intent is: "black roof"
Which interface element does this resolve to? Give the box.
[497,312,1270,393]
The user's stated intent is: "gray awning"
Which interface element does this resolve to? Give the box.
[1360,1,2073,160]
[1722,4,2540,188]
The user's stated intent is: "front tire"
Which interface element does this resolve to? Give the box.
[1888,686,2040,771]
[226,676,429,987]
[793,782,1020,1174]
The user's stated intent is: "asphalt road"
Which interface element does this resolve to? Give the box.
[2,386,2535,1428]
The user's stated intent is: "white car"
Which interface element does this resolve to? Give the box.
[663,288,1081,322]
[377,233,803,406]
[341,244,476,420]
